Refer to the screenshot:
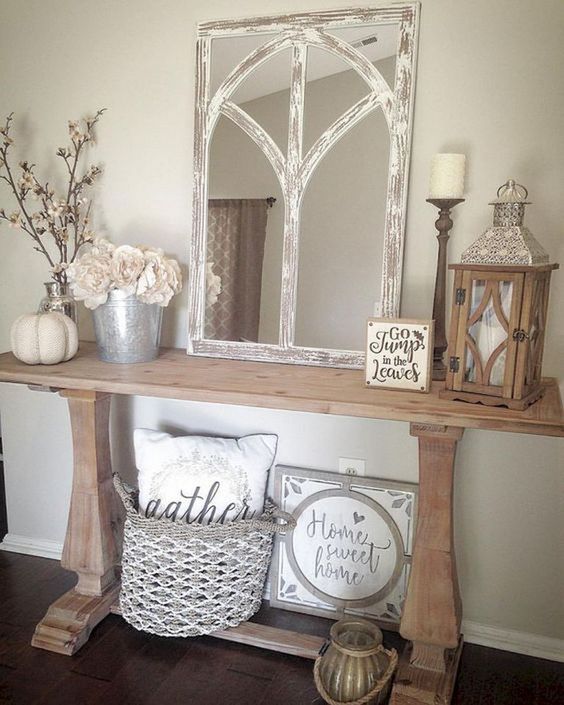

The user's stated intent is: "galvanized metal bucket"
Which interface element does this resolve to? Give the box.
[92,289,162,363]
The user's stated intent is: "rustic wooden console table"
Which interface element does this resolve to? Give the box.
[0,342,562,705]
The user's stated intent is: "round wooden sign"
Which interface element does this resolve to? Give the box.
[285,488,405,608]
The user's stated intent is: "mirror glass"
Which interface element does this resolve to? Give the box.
[294,28,397,350]
[209,33,279,98]
[295,110,390,351]
[207,113,284,343]
[327,23,399,70]
[229,47,292,154]
[189,7,418,366]
[302,47,370,154]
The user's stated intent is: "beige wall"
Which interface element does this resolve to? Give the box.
[0,0,563,652]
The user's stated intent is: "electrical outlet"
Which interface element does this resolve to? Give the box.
[338,457,366,476]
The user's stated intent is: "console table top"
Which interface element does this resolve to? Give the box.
[0,342,562,437]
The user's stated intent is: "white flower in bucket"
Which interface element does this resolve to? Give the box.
[66,251,113,309]
[110,245,146,296]
[136,248,182,307]
[66,238,182,309]
[67,238,183,362]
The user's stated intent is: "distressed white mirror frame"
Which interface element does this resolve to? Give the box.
[187,4,420,367]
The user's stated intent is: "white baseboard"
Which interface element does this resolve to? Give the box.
[1,536,561,662]
[0,533,63,560]
[462,619,564,663]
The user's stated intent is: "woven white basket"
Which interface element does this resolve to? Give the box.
[113,474,294,637]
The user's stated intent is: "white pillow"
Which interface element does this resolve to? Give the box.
[134,429,277,525]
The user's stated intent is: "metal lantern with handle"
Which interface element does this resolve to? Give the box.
[441,180,559,410]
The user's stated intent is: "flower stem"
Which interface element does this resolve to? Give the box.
[1,145,55,268]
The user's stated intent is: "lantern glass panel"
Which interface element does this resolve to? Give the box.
[465,280,513,386]
[523,275,548,388]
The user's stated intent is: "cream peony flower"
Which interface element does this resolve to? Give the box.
[110,244,145,295]
[137,252,182,306]
[67,252,112,309]
[138,244,164,258]
[90,237,115,257]
[164,257,182,294]
[67,238,182,309]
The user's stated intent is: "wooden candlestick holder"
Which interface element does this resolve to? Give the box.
[427,197,465,381]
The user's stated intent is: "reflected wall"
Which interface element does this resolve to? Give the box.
[208,55,396,350]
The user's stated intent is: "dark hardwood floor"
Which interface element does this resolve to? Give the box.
[0,553,562,704]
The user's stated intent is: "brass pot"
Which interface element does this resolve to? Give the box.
[316,618,393,704]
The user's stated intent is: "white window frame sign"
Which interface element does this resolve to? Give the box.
[270,466,417,627]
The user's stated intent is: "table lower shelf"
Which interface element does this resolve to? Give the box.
[30,582,331,660]
[109,600,327,660]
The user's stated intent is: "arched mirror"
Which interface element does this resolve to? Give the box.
[187,5,420,367]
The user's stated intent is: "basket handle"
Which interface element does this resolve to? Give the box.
[270,509,296,533]
[113,473,137,515]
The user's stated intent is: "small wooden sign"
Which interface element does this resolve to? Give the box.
[365,318,434,393]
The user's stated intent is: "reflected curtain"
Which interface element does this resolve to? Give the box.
[205,199,269,342]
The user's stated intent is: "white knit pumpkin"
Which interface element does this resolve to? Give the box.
[11,312,79,365]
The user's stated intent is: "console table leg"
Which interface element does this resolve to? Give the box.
[390,423,464,705]
[32,390,121,655]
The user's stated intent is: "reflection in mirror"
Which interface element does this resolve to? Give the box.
[209,33,278,98]
[230,48,292,153]
[207,114,283,344]
[295,110,389,350]
[303,47,370,154]
[302,24,398,155]
[327,22,399,77]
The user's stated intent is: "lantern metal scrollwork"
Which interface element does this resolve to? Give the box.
[441,180,559,410]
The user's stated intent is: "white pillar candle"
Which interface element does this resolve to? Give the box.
[429,153,466,198]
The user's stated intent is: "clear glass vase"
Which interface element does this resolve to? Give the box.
[38,281,78,324]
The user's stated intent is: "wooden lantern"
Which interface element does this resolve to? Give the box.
[441,180,558,410]
[441,263,558,409]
